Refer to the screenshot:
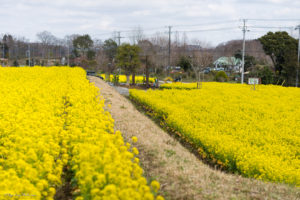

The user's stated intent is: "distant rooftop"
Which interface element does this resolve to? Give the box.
[214,57,241,66]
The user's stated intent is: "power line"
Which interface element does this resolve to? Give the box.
[88,19,300,48]
[250,26,294,29]
[94,19,299,35]
[247,19,300,22]
[92,21,236,39]
[92,32,114,36]
[172,19,239,28]
[91,19,300,40]
[130,26,166,32]
[176,27,239,33]
[106,25,166,33]
[95,21,239,34]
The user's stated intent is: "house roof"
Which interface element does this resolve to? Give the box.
[214,57,241,66]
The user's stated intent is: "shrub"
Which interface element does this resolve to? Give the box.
[215,71,228,82]
[249,65,274,85]
[12,60,19,67]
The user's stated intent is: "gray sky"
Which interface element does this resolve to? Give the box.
[1,0,300,46]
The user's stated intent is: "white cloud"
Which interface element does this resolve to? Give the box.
[0,0,299,45]
[131,10,151,16]
[265,0,288,3]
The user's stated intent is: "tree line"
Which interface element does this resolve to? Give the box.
[0,30,299,86]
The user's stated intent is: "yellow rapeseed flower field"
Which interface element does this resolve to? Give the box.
[100,74,156,84]
[130,82,300,186]
[0,67,163,200]
[160,82,199,89]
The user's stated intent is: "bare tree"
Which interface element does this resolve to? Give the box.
[14,36,29,63]
[2,34,15,60]
[96,50,109,73]
[191,38,212,50]
[138,39,155,87]
[128,26,145,45]
[182,32,188,48]
[191,50,213,88]
[149,32,169,72]
[63,34,78,66]
[36,31,56,64]
[174,31,180,47]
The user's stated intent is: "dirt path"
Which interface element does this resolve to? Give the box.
[89,76,299,200]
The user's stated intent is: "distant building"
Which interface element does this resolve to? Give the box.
[213,57,241,72]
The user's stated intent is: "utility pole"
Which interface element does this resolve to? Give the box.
[241,19,249,84]
[67,44,70,66]
[116,31,123,46]
[1,40,4,66]
[295,25,300,87]
[27,44,31,66]
[2,41,4,59]
[168,26,172,68]
[15,43,18,60]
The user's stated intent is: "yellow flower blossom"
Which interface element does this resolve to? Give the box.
[100,74,156,84]
[132,136,138,143]
[130,82,300,186]
[0,67,163,199]
[132,147,139,155]
[150,180,160,193]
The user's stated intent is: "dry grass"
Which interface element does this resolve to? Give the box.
[89,76,300,200]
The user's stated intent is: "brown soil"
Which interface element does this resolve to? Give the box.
[89,76,300,200]
[54,166,73,200]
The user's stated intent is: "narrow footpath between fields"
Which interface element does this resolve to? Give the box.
[89,76,300,200]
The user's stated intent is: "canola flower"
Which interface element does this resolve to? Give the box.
[0,67,163,200]
[132,136,138,143]
[130,82,300,186]
[160,82,199,89]
[0,67,71,199]
[100,74,156,84]
[150,181,160,193]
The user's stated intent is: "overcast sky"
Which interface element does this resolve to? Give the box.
[1,0,300,46]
